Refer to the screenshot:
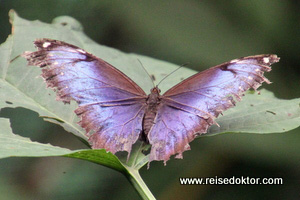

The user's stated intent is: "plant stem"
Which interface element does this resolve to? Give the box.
[125,168,156,200]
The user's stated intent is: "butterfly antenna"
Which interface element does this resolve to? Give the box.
[157,62,189,87]
[137,59,155,88]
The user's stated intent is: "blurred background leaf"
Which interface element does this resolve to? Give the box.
[0,0,299,199]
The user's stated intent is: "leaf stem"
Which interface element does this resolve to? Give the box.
[125,168,156,200]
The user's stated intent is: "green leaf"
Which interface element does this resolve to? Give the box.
[207,89,300,135]
[64,149,126,173]
[0,118,72,158]
[0,117,126,170]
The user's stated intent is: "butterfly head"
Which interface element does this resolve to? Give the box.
[150,86,161,95]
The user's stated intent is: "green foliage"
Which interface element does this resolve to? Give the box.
[0,10,299,200]
[209,89,300,135]
[0,118,72,158]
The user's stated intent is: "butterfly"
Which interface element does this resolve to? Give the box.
[22,39,280,165]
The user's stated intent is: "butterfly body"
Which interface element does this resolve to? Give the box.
[143,87,161,139]
[22,39,280,165]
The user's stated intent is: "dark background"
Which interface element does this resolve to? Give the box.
[0,1,299,199]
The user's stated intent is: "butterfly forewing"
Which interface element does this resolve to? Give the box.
[22,39,147,154]
[148,55,279,163]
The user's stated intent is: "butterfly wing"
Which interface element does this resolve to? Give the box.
[148,55,279,164]
[22,39,147,154]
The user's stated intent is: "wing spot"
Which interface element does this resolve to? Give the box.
[263,57,270,63]
[43,42,51,48]
[53,61,59,65]
[220,65,237,74]
[77,49,86,54]
[248,76,253,80]
[61,72,64,75]
[255,68,260,72]
[230,59,239,63]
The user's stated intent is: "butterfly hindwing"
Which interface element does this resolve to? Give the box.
[22,39,147,154]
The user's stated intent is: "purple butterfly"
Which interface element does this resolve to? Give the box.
[22,39,280,165]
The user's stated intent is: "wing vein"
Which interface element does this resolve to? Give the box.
[163,98,215,121]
